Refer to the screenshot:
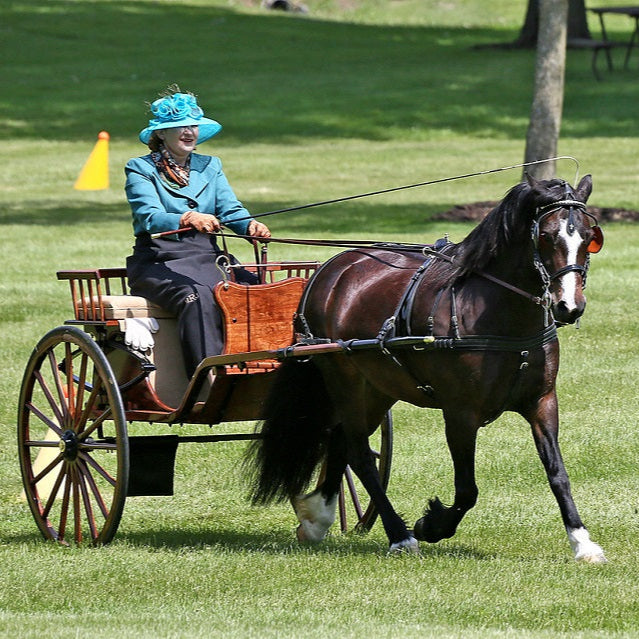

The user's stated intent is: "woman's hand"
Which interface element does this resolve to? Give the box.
[247,220,271,239]
[180,211,221,234]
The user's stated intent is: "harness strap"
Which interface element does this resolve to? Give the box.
[327,324,557,356]
[382,237,453,339]
[427,287,446,336]
[423,245,550,310]
[474,269,548,307]
[388,259,434,338]
[551,263,587,280]
[449,286,461,339]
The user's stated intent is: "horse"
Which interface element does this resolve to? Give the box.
[247,174,606,562]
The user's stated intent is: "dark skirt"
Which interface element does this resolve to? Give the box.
[126,231,256,378]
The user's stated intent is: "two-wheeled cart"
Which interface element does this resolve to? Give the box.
[17,255,392,545]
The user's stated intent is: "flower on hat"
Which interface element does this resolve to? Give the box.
[151,93,204,124]
[138,89,222,145]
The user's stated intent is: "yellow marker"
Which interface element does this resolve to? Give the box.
[74,131,110,190]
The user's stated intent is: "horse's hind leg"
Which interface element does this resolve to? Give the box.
[345,428,418,553]
[524,393,606,563]
[292,425,347,543]
[414,409,480,543]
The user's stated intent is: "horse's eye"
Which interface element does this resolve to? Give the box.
[538,231,553,246]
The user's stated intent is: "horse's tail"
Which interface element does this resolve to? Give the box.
[246,358,333,505]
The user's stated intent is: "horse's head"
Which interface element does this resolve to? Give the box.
[529,174,604,325]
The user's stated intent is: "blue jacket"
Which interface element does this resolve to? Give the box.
[125,153,252,238]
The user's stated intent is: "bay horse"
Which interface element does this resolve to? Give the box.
[247,174,606,562]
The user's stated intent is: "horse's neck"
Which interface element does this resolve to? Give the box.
[460,252,548,335]
[483,250,543,294]
[417,251,548,338]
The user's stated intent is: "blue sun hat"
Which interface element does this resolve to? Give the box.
[139,92,222,144]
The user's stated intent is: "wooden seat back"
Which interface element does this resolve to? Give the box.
[214,278,307,365]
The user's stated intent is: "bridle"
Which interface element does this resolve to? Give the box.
[527,198,604,324]
[532,198,603,283]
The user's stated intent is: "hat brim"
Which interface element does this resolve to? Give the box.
[139,116,222,145]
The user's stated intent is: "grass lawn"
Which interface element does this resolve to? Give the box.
[1,1,638,637]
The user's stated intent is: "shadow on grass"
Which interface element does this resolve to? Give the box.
[6,505,491,559]
[0,200,130,227]
[4,524,496,560]
[3,0,638,144]
[113,525,494,560]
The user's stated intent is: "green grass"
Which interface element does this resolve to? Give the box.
[2,1,639,637]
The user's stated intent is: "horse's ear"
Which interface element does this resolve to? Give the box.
[525,172,539,188]
[575,174,593,202]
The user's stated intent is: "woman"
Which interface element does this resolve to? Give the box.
[125,87,271,378]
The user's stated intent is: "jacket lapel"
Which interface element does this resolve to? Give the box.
[180,154,213,199]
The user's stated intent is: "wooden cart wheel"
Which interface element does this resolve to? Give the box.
[337,410,393,533]
[18,326,129,545]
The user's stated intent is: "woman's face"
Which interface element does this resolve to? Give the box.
[158,125,199,162]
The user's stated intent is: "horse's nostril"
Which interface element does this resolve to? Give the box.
[554,300,585,324]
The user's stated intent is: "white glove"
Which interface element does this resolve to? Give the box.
[124,317,159,352]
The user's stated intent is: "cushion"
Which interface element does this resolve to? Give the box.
[77,295,174,320]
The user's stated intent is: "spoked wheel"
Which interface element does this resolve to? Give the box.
[337,410,393,533]
[18,326,129,545]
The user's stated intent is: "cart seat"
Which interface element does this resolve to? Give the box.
[77,295,175,321]
[57,266,316,408]
[56,269,174,323]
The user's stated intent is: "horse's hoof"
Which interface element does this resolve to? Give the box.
[413,517,448,543]
[296,524,307,542]
[574,546,607,564]
[295,521,325,543]
[389,537,420,555]
[568,528,607,564]
[576,552,607,564]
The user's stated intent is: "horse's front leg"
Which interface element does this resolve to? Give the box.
[525,392,606,563]
[414,409,480,543]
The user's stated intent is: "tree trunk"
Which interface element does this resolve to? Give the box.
[523,0,568,179]
[514,0,590,47]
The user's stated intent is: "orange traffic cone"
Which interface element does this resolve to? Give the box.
[74,130,110,190]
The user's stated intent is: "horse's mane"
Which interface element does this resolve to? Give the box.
[450,177,577,276]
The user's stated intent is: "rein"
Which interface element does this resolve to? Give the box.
[150,156,582,240]
[294,194,598,353]
[420,244,550,309]
[220,193,599,320]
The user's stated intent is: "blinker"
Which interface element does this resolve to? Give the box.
[587,226,604,253]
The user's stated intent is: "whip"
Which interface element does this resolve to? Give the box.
[150,156,579,239]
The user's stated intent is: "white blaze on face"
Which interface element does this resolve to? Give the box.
[557,218,584,310]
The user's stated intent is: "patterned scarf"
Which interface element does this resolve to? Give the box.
[151,143,190,187]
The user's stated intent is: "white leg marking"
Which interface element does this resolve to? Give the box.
[292,492,337,543]
[558,219,584,312]
[567,527,607,563]
[389,537,420,555]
